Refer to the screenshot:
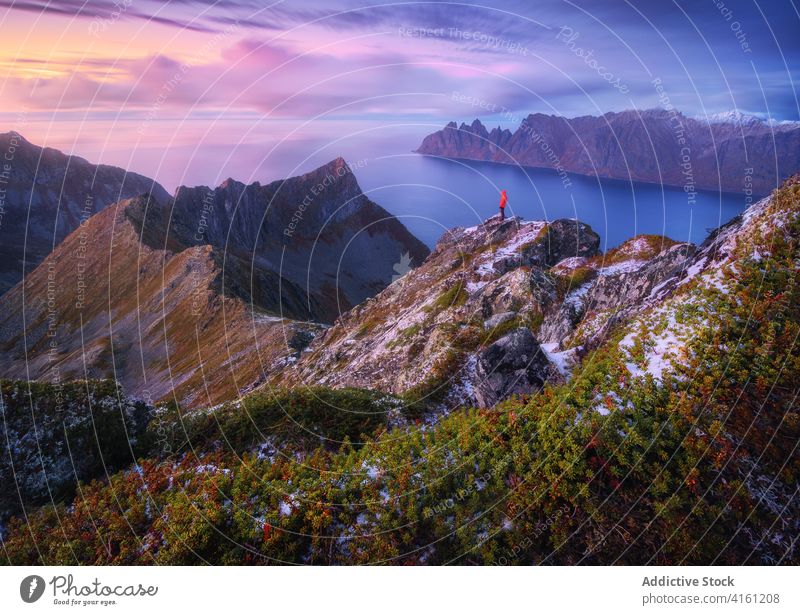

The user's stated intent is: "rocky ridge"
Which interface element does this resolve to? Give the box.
[164,157,429,323]
[279,212,701,409]
[0,158,428,408]
[416,109,800,195]
[0,194,319,409]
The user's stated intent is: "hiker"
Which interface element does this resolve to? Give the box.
[499,189,507,220]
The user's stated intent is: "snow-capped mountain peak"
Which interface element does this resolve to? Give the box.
[698,109,799,127]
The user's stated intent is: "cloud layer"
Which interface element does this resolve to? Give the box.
[1,1,797,126]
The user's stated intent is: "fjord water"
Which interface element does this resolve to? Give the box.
[356,153,747,251]
[32,118,747,251]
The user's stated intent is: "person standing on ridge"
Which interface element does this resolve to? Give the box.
[498,189,508,220]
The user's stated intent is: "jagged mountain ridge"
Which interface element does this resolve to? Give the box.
[0,132,169,295]
[0,194,320,409]
[278,187,783,410]
[416,109,800,195]
[164,157,429,322]
[0,159,429,408]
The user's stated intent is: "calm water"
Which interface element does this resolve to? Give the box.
[26,118,748,250]
[356,154,747,251]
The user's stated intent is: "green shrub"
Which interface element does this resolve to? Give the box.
[386,323,423,349]
[146,387,392,455]
[0,379,150,522]
[427,282,468,315]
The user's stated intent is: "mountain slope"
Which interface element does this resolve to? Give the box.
[0,132,169,295]
[5,177,798,565]
[164,157,429,323]
[416,109,800,195]
[279,214,695,410]
[0,159,428,407]
[0,194,321,409]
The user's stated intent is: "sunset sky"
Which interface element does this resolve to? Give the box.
[1,0,798,187]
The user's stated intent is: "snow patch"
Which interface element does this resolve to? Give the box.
[540,342,574,377]
[551,256,587,272]
[677,257,707,286]
[598,260,647,276]
[564,283,591,309]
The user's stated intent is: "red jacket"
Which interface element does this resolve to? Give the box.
[499,191,507,209]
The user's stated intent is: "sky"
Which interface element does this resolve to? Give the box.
[0,0,798,187]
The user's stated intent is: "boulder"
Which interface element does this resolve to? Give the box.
[288,329,316,354]
[521,218,601,267]
[474,328,551,407]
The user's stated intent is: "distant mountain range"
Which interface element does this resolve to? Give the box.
[416,109,800,195]
[0,141,428,407]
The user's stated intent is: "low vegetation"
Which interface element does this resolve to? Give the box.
[0,379,150,524]
[146,387,400,457]
[427,281,469,315]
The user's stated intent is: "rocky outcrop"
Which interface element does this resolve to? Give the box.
[529,218,601,267]
[0,132,169,295]
[540,236,696,347]
[279,215,602,407]
[416,109,800,195]
[279,213,709,411]
[474,328,549,407]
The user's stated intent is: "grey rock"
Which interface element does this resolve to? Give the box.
[289,329,317,353]
[590,244,695,313]
[521,219,601,267]
[474,328,551,407]
[484,311,517,329]
[529,268,558,309]
[539,294,587,344]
